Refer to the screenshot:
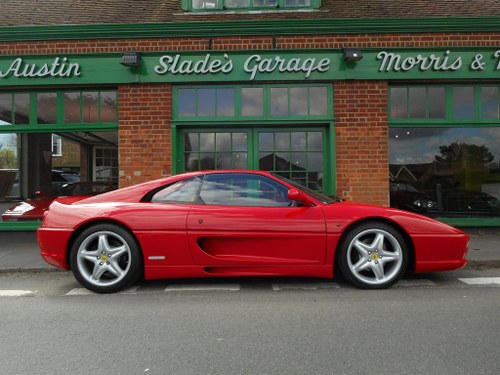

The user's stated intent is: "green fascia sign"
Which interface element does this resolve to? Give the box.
[1,48,500,87]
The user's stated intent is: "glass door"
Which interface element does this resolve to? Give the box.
[257,129,326,192]
[180,127,328,192]
[183,130,250,171]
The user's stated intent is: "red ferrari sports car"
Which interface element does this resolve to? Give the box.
[37,170,469,293]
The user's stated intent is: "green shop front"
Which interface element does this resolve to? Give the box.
[1,47,500,230]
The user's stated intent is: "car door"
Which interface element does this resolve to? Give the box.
[186,173,327,265]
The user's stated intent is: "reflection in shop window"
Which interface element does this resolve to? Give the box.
[37,93,57,124]
[453,87,475,119]
[14,94,30,125]
[198,89,216,117]
[64,92,81,123]
[100,91,117,123]
[192,0,218,9]
[83,92,99,123]
[390,86,445,119]
[309,87,327,115]
[1,132,118,222]
[0,94,13,125]
[290,88,308,116]
[52,135,62,157]
[0,133,19,197]
[184,132,248,171]
[271,88,289,116]
[258,131,324,191]
[389,127,500,217]
[242,87,263,116]
[482,87,499,118]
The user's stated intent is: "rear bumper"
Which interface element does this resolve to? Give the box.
[37,228,73,270]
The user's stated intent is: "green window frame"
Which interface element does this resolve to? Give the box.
[182,0,321,11]
[173,84,332,121]
[0,89,118,133]
[389,85,500,126]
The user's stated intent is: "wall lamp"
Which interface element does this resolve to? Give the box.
[343,48,363,62]
[120,52,142,67]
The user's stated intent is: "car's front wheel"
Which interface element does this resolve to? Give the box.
[337,222,408,289]
[70,224,142,293]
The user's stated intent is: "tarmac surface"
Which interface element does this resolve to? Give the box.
[1,228,499,273]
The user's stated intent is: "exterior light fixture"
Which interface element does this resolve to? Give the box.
[343,48,363,62]
[120,52,142,67]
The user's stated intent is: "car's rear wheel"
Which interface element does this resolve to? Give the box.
[338,222,408,289]
[70,224,142,293]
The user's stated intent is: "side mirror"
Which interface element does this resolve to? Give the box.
[288,189,311,206]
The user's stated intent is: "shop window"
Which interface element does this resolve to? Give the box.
[64,91,117,124]
[1,132,118,223]
[178,88,235,117]
[390,85,500,122]
[0,94,12,125]
[270,86,327,117]
[175,84,331,120]
[482,87,499,118]
[390,86,445,119]
[184,132,248,171]
[0,93,30,125]
[390,127,500,218]
[390,84,500,223]
[453,86,475,119]
[37,93,57,124]
[184,0,319,11]
[242,88,263,116]
[0,89,117,129]
[259,131,323,190]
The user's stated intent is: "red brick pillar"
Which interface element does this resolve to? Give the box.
[334,81,389,206]
[118,83,172,188]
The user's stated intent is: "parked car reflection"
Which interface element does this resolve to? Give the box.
[390,182,437,213]
[390,182,500,217]
[2,181,117,221]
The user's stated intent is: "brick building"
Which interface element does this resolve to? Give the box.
[1,0,500,229]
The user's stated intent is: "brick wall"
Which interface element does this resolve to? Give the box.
[334,81,389,205]
[118,83,172,187]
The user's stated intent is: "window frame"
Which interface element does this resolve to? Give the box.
[173,84,332,121]
[182,0,321,11]
[389,84,500,127]
[0,89,118,134]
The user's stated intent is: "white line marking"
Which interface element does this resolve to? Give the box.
[272,282,339,291]
[66,288,95,295]
[165,284,240,292]
[458,277,500,285]
[65,286,140,295]
[0,290,38,297]
[394,279,436,287]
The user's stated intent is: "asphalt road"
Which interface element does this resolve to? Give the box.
[1,270,500,375]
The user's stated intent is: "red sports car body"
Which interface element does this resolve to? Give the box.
[37,170,469,293]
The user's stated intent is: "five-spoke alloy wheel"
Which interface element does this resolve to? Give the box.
[338,222,408,289]
[70,224,142,293]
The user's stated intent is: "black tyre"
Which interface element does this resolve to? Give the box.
[337,222,408,289]
[69,224,142,293]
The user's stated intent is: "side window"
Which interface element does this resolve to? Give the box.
[150,177,202,203]
[200,173,290,206]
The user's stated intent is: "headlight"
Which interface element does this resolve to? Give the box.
[413,198,437,209]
